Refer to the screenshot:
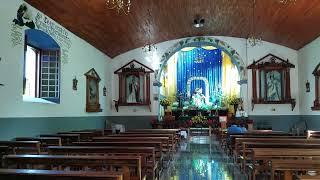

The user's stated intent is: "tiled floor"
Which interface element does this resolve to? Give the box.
[161,136,248,180]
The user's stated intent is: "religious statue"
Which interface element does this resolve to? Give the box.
[191,88,206,108]
[127,75,140,103]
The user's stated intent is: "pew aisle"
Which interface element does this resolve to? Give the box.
[162,136,247,180]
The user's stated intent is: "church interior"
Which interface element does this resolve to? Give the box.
[1,0,320,179]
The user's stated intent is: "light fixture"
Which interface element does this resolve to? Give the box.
[193,17,205,28]
[103,86,107,96]
[306,80,310,93]
[247,0,263,47]
[142,9,157,54]
[279,0,296,4]
[142,44,157,53]
[106,0,131,15]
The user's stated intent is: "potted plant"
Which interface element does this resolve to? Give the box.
[160,98,171,110]
[226,94,241,114]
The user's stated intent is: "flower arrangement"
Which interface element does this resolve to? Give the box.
[160,98,171,107]
[226,94,241,105]
[191,115,208,125]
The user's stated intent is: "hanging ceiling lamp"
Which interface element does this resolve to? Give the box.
[279,0,296,4]
[106,0,131,15]
[142,9,157,54]
[247,0,263,47]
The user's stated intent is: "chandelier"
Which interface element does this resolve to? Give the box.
[247,0,262,47]
[279,0,296,4]
[248,36,262,47]
[106,0,131,15]
[142,9,157,53]
[142,44,157,53]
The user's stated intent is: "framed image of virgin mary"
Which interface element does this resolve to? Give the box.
[85,68,102,112]
[247,54,296,111]
[266,70,282,101]
[126,75,142,103]
[113,60,154,112]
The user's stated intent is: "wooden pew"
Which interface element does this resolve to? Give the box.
[241,141,320,172]
[271,159,320,180]
[128,129,180,133]
[92,136,172,168]
[104,129,113,136]
[250,148,320,180]
[126,129,180,140]
[307,130,320,139]
[48,146,157,180]
[73,141,163,163]
[58,131,101,141]
[14,137,62,150]
[297,174,320,180]
[3,154,142,180]
[0,168,123,180]
[107,134,175,151]
[72,129,104,136]
[0,146,10,168]
[93,137,170,154]
[230,135,303,155]
[233,137,308,161]
[39,134,80,145]
[0,141,41,155]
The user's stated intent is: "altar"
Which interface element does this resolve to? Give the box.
[159,46,242,126]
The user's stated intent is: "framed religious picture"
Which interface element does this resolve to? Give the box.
[114,60,154,112]
[265,70,282,101]
[126,75,142,103]
[84,68,102,112]
[247,54,296,111]
[312,63,320,110]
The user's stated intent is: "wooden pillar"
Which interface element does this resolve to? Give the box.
[315,76,319,106]
[252,69,257,100]
[146,73,150,104]
[118,74,123,103]
[286,68,291,99]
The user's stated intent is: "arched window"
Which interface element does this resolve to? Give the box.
[312,63,320,110]
[23,29,61,104]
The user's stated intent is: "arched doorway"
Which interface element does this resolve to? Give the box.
[155,37,247,117]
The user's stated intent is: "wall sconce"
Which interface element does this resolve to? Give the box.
[103,86,107,96]
[306,80,310,93]
[113,100,119,112]
[72,77,78,91]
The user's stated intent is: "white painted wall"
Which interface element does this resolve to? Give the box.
[0,0,301,118]
[110,36,299,116]
[0,0,112,118]
[298,36,320,115]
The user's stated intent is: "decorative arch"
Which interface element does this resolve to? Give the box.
[154,36,247,86]
[186,77,210,104]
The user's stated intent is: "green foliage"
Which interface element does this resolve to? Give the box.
[160,98,171,106]
[191,115,208,124]
[226,94,241,105]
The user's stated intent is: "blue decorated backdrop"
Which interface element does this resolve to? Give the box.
[177,48,222,103]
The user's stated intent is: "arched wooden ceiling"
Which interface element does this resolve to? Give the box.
[26,0,320,58]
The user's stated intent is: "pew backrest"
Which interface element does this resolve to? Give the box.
[0,168,123,180]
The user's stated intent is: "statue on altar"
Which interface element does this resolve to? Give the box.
[191,88,206,108]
